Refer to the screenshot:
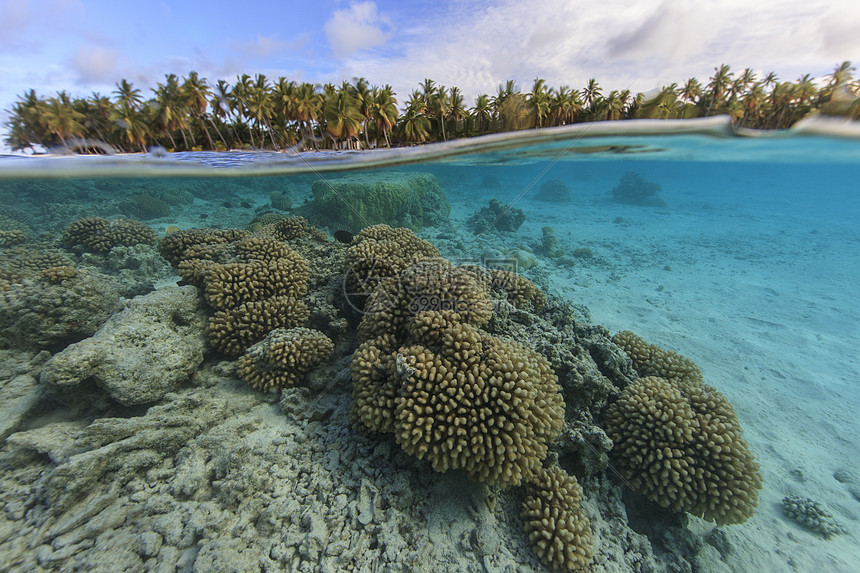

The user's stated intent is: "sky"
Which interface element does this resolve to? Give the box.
[2,0,860,150]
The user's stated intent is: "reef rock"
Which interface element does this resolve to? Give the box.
[39,286,207,406]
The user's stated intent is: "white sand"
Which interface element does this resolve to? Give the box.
[441,164,860,572]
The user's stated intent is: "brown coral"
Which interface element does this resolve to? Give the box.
[344,224,440,299]
[261,216,328,242]
[357,259,493,343]
[207,295,310,356]
[352,318,564,488]
[41,265,78,283]
[612,330,703,384]
[157,228,249,267]
[237,327,334,391]
[522,466,593,572]
[63,217,157,254]
[203,253,308,311]
[0,229,27,247]
[483,268,547,311]
[603,375,762,525]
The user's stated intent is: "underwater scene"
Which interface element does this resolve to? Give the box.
[0,118,858,572]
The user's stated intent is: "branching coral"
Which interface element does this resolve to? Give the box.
[612,330,703,384]
[603,375,762,525]
[522,466,593,572]
[343,224,440,299]
[357,259,493,342]
[157,228,249,268]
[207,295,310,356]
[352,312,563,487]
[63,217,157,254]
[237,327,334,391]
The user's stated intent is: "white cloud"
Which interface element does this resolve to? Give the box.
[71,45,119,83]
[334,0,860,107]
[324,1,391,59]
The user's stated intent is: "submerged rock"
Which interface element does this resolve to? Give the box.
[39,286,207,406]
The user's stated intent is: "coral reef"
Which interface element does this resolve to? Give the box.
[0,229,27,247]
[611,172,666,207]
[158,223,326,357]
[351,255,564,489]
[522,466,593,572]
[311,172,450,232]
[353,318,564,488]
[782,496,844,538]
[468,199,526,233]
[603,374,762,525]
[358,259,494,342]
[261,216,328,242]
[269,190,293,211]
[1,245,74,283]
[63,217,158,254]
[157,228,250,268]
[483,268,548,311]
[237,327,334,391]
[535,179,572,203]
[41,265,78,283]
[612,330,703,384]
[40,286,207,406]
[208,295,310,356]
[343,224,440,299]
[120,194,171,220]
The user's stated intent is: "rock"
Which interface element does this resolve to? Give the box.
[0,373,44,440]
[357,479,379,525]
[39,286,207,405]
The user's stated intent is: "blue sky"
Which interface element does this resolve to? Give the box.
[2,0,860,148]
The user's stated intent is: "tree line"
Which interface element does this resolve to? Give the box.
[4,62,858,154]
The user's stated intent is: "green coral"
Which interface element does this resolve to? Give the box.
[311,172,450,232]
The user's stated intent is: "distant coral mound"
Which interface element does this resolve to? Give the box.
[535,179,572,202]
[468,198,525,233]
[310,172,450,232]
[611,172,666,207]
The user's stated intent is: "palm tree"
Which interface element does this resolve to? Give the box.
[324,82,364,149]
[182,71,218,149]
[371,85,398,147]
[428,85,451,141]
[471,94,492,134]
[678,77,703,105]
[349,77,374,148]
[447,86,467,137]
[246,74,277,148]
[110,102,150,151]
[706,64,733,115]
[4,90,48,151]
[114,79,143,111]
[397,90,431,144]
[231,74,256,148]
[41,91,85,147]
[294,82,324,147]
[527,78,550,127]
[151,74,188,150]
[582,78,602,113]
[85,92,113,144]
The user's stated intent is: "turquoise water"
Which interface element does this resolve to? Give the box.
[1,117,859,572]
